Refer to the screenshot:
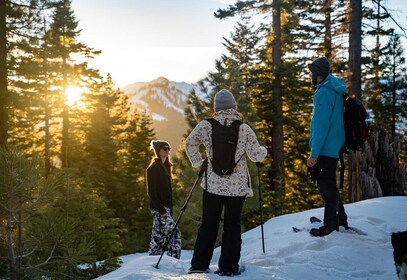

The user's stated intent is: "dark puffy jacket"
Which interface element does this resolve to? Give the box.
[146,158,172,215]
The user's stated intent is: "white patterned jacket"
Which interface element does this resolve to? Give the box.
[185,109,267,197]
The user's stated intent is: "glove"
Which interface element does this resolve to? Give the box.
[307,162,321,183]
[256,162,265,168]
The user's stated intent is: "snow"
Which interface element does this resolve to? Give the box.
[151,113,168,122]
[96,196,407,280]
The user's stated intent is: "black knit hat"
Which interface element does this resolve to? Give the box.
[308,56,331,78]
[150,140,170,157]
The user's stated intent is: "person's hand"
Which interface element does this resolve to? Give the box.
[307,157,317,167]
[256,162,265,168]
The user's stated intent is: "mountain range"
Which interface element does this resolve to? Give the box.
[122,77,202,152]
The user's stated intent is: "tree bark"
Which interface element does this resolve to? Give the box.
[271,0,285,213]
[348,127,405,201]
[6,204,17,280]
[0,0,8,147]
[348,0,362,100]
[347,0,363,199]
[324,0,332,59]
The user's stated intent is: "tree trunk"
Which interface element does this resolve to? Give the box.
[271,0,285,213]
[0,0,8,147]
[391,52,396,141]
[44,88,51,174]
[61,104,69,168]
[61,53,69,168]
[348,0,362,100]
[6,204,17,280]
[324,0,332,59]
[348,127,405,201]
[347,0,363,199]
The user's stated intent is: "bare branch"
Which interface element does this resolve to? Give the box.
[371,0,407,37]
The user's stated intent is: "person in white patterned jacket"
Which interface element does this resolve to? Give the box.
[185,89,267,276]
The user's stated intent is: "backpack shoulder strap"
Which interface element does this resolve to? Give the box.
[230,119,243,128]
[206,118,242,127]
[231,120,244,165]
[339,146,346,189]
[205,118,217,125]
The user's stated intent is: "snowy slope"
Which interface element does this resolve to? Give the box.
[96,196,407,280]
[121,77,206,151]
[122,77,200,117]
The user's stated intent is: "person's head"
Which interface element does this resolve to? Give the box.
[151,140,171,160]
[214,89,237,113]
[308,56,331,85]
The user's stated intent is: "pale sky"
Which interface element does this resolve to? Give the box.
[71,0,407,88]
[71,0,237,87]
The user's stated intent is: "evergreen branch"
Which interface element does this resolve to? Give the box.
[31,267,75,279]
[0,202,10,212]
[17,244,39,258]
[371,0,407,37]
[8,1,33,8]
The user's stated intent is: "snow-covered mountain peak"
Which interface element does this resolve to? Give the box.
[121,77,203,151]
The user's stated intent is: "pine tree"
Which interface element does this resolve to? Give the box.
[0,0,8,146]
[46,0,100,168]
[0,0,55,147]
[123,110,156,252]
[377,33,406,140]
[0,146,108,279]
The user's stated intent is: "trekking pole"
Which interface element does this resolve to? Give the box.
[154,159,208,269]
[256,162,265,254]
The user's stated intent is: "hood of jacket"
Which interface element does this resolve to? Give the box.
[316,74,346,96]
[213,108,243,125]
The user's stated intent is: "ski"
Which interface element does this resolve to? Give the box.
[310,216,322,223]
[344,226,368,236]
[292,217,367,235]
[187,265,246,276]
[187,268,210,274]
[292,216,322,232]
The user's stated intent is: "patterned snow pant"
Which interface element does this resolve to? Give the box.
[149,208,181,259]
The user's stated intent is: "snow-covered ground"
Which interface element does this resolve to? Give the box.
[96,196,407,280]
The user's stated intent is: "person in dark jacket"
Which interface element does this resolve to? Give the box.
[146,140,181,259]
[307,56,349,237]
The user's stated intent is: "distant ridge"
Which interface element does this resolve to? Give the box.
[122,77,201,152]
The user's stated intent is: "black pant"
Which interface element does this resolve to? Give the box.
[191,190,246,272]
[317,156,348,230]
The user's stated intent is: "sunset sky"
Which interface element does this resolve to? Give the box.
[71,0,237,87]
[71,0,407,88]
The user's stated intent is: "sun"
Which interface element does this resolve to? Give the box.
[65,86,83,106]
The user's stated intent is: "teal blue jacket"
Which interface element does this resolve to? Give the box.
[310,75,346,159]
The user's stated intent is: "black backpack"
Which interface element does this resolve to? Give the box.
[339,94,369,188]
[206,118,243,176]
[343,95,369,152]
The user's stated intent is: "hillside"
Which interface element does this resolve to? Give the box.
[122,77,202,151]
[96,196,407,280]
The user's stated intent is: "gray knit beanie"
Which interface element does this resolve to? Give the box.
[150,140,170,157]
[308,56,331,78]
[214,89,237,112]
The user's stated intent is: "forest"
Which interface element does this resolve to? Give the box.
[0,0,406,279]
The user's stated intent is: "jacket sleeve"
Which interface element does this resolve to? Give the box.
[185,121,207,168]
[146,166,167,214]
[242,124,268,162]
[310,89,332,158]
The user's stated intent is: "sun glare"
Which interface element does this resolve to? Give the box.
[65,86,83,106]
